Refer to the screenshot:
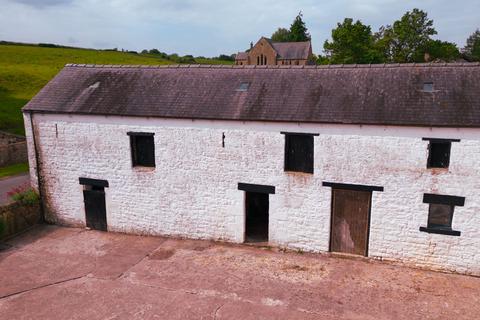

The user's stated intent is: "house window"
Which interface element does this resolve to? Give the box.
[419,193,464,236]
[127,132,155,167]
[427,203,454,229]
[423,138,460,169]
[281,132,318,173]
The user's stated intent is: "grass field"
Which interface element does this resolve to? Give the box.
[0,43,232,135]
[0,162,29,179]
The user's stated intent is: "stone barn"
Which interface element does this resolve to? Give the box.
[23,63,480,276]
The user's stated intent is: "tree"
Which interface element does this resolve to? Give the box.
[316,55,330,65]
[271,28,291,42]
[289,12,311,42]
[463,29,480,61]
[324,18,384,64]
[377,8,437,62]
[425,40,460,62]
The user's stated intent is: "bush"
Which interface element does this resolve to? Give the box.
[39,43,60,48]
[217,54,235,61]
[7,184,39,206]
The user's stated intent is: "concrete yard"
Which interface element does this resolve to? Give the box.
[0,225,479,319]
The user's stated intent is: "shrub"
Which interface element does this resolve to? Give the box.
[7,184,39,206]
[38,43,60,48]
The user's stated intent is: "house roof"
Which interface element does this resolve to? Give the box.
[23,63,480,128]
[235,52,248,60]
[268,40,311,60]
[235,40,311,61]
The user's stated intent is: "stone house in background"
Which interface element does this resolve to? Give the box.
[23,63,480,276]
[235,37,313,65]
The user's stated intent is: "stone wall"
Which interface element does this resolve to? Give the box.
[23,112,480,276]
[248,38,278,65]
[0,131,28,167]
[0,202,41,240]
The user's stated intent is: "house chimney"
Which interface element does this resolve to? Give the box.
[250,42,253,49]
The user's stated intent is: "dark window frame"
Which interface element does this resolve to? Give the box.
[127,132,156,168]
[419,193,464,236]
[423,138,460,169]
[281,132,318,174]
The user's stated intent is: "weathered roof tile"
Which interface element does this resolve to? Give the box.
[23,64,480,128]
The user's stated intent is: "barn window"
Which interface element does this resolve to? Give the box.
[419,193,464,236]
[281,132,318,173]
[423,138,460,169]
[127,132,155,167]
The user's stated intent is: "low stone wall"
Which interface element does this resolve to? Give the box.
[0,141,28,167]
[0,202,41,240]
[0,131,28,167]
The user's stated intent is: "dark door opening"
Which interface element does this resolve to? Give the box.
[330,188,371,256]
[83,186,107,231]
[245,192,269,243]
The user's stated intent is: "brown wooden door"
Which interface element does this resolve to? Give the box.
[330,189,371,256]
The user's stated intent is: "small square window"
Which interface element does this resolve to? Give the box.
[237,82,250,91]
[427,203,454,230]
[423,82,434,92]
[284,134,314,173]
[419,193,464,236]
[128,132,155,167]
[427,141,451,168]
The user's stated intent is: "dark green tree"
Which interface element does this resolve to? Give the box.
[324,18,384,64]
[288,12,311,42]
[271,28,291,42]
[377,8,437,62]
[425,40,460,62]
[463,29,480,61]
[316,55,330,65]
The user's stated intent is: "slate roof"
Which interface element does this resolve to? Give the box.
[235,40,311,60]
[235,52,248,60]
[23,63,480,128]
[269,40,311,60]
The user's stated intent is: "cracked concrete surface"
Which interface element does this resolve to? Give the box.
[0,225,479,319]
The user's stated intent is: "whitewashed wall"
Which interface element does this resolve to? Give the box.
[23,113,480,275]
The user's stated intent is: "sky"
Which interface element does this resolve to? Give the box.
[0,0,479,57]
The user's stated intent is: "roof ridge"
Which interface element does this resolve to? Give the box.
[64,62,480,69]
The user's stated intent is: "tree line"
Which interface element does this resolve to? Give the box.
[271,10,480,64]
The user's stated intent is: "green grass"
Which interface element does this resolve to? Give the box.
[0,43,232,135]
[0,162,29,179]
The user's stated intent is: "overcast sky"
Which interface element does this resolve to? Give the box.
[0,0,478,57]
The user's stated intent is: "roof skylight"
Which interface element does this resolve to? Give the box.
[237,82,250,92]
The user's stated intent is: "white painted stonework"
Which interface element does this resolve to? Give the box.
[23,113,480,276]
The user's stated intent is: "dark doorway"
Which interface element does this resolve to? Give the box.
[330,189,371,256]
[83,186,107,231]
[245,192,269,243]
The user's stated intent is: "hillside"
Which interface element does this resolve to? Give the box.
[0,43,232,135]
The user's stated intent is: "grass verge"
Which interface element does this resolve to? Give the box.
[0,162,29,179]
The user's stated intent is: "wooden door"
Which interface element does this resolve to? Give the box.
[330,189,371,256]
[83,189,107,231]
